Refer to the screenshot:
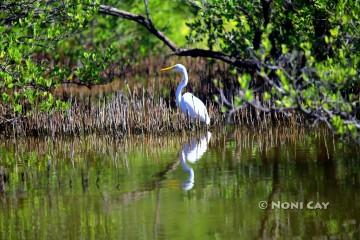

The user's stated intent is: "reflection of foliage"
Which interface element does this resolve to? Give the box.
[0,128,360,238]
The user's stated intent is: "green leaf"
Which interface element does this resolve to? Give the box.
[238,74,251,89]
[14,104,22,113]
[263,92,271,101]
[330,28,339,37]
[244,89,253,102]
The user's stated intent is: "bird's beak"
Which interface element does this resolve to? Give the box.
[160,65,175,72]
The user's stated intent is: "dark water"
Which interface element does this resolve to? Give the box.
[0,127,359,239]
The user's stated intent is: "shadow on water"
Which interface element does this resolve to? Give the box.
[0,127,359,239]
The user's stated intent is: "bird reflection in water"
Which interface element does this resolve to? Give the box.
[180,132,211,191]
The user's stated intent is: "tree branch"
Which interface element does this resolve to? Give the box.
[98,4,257,69]
[99,4,177,51]
[143,0,151,21]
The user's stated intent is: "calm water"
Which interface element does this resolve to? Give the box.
[0,127,359,239]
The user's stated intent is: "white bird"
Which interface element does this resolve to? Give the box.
[160,64,210,125]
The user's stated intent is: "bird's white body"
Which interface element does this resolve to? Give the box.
[162,64,210,125]
[180,93,210,125]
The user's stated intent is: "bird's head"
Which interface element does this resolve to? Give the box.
[160,64,186,74]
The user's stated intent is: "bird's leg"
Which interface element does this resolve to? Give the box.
[186,111,194,131]
[189,115,194,131]
[189,117,196,131]
[191,121,195,131]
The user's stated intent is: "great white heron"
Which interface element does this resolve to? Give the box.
[160,64,210,125]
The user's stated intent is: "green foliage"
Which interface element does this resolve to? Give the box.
[0,0,98,115]
[187,0,257,54]
[56,0,193,68]
[1,0,194,119]
[188,0,360,137]
[1,0,359,139]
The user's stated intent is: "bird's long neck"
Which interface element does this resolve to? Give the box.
[180,150,194,191]
[175,70,188,107]
[180,151,194,176]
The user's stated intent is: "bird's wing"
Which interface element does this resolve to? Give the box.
[181,92,210,124]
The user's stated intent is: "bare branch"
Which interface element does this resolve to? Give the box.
[98,4,258,69]
[143,0,151,21]
[99,4,177,51]
[186,0,202,10]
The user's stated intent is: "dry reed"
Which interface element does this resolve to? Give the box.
[0,57,302,137]
[0,90,301,137]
